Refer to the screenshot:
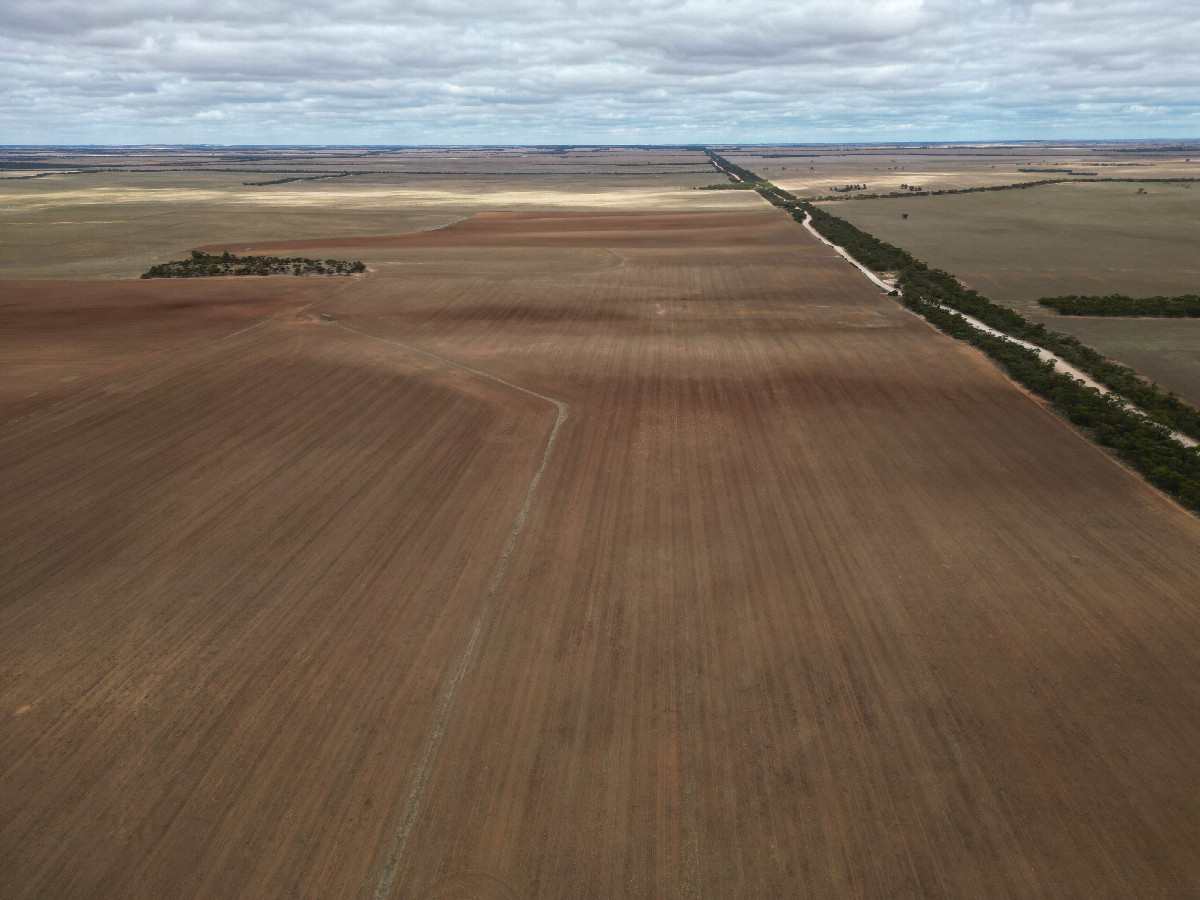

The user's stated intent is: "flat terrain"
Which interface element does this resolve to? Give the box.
[726,142,1200,197]
[4,202,1200,898]
[0,154,755,279]
[823,181,1200,405]
[0,277,338,419]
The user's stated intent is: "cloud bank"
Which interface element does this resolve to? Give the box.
[2,0,1196,143]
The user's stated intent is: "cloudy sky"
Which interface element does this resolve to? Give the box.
[2,0,1196,144]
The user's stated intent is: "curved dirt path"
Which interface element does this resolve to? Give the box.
[330,323,570,900]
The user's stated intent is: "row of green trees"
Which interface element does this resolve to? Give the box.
[702,153,1200,510]
[142,250,366,279]
[704,151,764,185]
[906,298,1200,510]
[796,210,1200,441]
[1039,294,1200,317]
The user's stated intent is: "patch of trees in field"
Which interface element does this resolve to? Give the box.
[694,182,759,190]
[830,183,867,192]
[1038,294,1200,317]
[705,153,1200,510]
[142,250,366,279]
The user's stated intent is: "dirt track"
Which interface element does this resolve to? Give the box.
[4,210,1200,897]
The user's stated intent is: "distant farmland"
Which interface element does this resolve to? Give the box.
[823,180,1200,404]
[5,192,1200,897]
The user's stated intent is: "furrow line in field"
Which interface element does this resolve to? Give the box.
[330,323,568,900]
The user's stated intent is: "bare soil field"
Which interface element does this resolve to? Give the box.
[0,277,338,419]
[5,206,1200,898]
[1,318,556,898]
[0,169,757,279]
[823,181,1200,404]
[726,142,1200,197]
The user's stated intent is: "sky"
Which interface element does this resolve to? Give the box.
[2,0,1197,145]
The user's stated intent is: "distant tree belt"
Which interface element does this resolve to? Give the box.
[142,250,366,279]
[1038,294,1200,317]
[704,150,764,184]
[1018,168,1098,175]
[244,172,353,185]
[699,150,1200,510]
[803,176,1199,202]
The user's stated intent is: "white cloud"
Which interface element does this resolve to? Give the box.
[0,0,1195,143]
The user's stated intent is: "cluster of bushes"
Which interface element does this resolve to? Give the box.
[706,162,1200,510]
[142,250,366,279]
[694,182,759,190]
[1039,294,1200,318]
[830,183,867,192]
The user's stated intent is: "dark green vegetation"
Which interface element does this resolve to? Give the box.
[1019,168,1098,176]
[1039,293,1200,317]
[694,182,758,190]
[142,250,366,279]
[911,302,1200,510]
[710,154,1200,511]
[244,172,355,186]
[704,150,763,185]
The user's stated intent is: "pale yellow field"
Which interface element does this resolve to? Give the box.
[0,169,759,279]
[725,145,1200,197]
[824,181,1200,404]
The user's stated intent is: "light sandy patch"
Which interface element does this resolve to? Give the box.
[2,185,764,212]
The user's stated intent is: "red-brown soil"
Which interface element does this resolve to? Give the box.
[204,210,786,253]
[4,210,1200,898]
[0,278,337,420]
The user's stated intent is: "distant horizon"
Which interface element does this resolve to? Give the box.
[5,138,1199,150]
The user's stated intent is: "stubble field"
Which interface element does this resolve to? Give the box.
[725,142,1200,197]
[4,158,1200,898]
[822,180,1200,404]
[0,154,752,279]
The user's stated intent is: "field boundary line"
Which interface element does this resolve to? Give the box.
[332,323,568,900]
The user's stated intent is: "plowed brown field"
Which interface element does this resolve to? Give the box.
[0,278,339,419]
[4,209,1200,898]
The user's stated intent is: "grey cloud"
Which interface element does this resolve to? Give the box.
[0,0,1196,143]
